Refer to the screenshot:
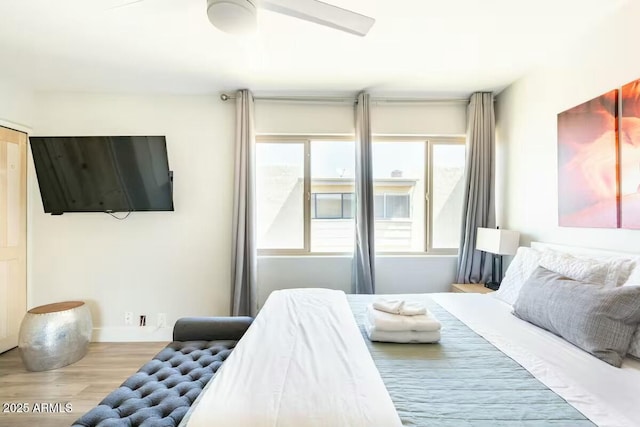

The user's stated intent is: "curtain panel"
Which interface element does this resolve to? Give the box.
[231,89,258,316]
[456,92,496,284]
[353,92,376,294]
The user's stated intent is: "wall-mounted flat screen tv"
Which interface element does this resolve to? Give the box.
[30,136,174,215]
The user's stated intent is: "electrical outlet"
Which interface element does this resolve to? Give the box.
[157,313,167,328]
[124,312,133,326]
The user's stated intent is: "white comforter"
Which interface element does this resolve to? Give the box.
[187,288,402,427]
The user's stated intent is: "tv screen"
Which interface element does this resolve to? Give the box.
[30,136,174,215]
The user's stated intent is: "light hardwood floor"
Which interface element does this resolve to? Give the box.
[0,342,167,427]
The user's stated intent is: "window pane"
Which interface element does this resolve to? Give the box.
[374,194,384,219]
[311,141,355,252]
[342,193,354,219]
[315,194,342,219]
[432,144,466,249]
[385,194,410,219]
[256,143,304,249]
[373,142,425,252]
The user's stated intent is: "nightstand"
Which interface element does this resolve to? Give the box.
[451,283,494,294]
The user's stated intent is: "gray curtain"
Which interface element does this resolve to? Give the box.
[456,92,496,284]
[353,92,375,294]
[231,89,258,316]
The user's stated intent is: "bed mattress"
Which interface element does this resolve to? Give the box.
[181,291,640,426]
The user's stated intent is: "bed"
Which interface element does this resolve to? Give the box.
[180,243,640,427]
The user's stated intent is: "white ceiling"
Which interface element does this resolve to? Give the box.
[0,0,628,97]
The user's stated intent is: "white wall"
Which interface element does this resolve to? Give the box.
[255,99,467,136]
[496,0,640,252]
[31,93,235,341]
[258,256,352,306]
[29,94,466,341]
[255,101,354,135]
[0,76,34,131]
[371,102,466,136]
[258,256,457,306]
[256,100,465,304]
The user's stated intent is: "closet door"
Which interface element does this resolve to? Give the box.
[0,126,27,353]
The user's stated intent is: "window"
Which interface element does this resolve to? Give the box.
[256,136,465,254]
[342,193,354,219]
[373,141,424,252]
[255,142,305,250]
[310,140,355,252]
[375,194,411,219]
[312,193,354,219]
[431,144,466,249]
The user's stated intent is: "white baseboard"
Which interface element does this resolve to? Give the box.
[92,326,173,342]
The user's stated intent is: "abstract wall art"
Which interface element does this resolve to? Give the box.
[557,90,619,228]
[620,79,640,229]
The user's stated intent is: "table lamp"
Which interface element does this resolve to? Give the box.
[475,227,520,290]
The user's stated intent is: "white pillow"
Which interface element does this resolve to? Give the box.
[493,246,636,306]
[493,247,542,306]
[584,254,637,287]
[603,257,636,287]
[538,250,620,287]
[623,262,640,286]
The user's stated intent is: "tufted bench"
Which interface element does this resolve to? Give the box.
[71,316,253,427]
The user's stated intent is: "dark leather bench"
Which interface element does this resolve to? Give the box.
[71,316,253,427]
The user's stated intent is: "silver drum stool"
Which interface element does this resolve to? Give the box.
[18,301,92,372]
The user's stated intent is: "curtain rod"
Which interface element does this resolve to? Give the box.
[219,93,471,104]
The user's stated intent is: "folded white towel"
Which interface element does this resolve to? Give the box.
[373,299,427,316]
[367,304,441,332]
[399,301,427,316]
[372,299,404,314]
[364,318,440,343]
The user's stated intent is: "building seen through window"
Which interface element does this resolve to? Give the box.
[256,138,465,253]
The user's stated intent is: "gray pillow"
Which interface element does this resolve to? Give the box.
[513,266,640,367]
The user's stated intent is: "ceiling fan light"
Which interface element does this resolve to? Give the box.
[207,0,257,35]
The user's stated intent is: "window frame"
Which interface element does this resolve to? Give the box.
[426,137,467,255]
[255,135,465,256]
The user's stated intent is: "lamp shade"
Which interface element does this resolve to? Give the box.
[475,228,520,255]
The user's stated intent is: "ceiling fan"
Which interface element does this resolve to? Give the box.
[209,0,374,36]
[111,0,375,37]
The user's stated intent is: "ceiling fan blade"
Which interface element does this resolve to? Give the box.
[260,0,375,36]
[106,0,146,11]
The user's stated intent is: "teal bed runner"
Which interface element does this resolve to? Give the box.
[348,295,595,427]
